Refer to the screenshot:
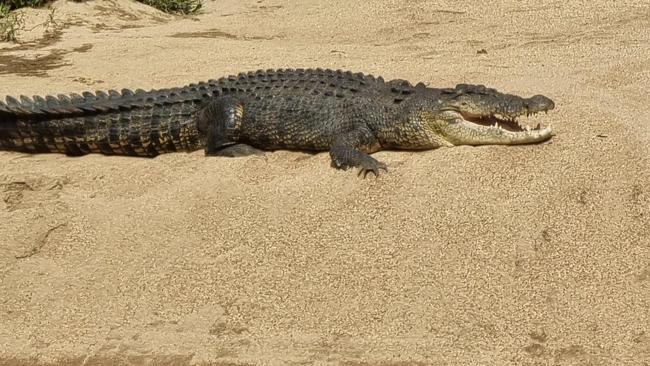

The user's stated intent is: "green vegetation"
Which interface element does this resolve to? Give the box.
[137,0,201,14]
[3,0,53,10]
[1,0,202,42]
[0,3,25,42]
[2,0,201,12]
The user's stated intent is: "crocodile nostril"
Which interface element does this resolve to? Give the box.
[528,95,555,111]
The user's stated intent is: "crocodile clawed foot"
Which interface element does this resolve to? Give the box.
[357,158,388,178]
[330,151,387,178]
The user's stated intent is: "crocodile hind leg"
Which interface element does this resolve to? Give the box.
[197,95,264,157]
[212,143,265,157]
[329,127,387,177]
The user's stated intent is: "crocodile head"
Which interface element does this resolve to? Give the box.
[414,84,555,146]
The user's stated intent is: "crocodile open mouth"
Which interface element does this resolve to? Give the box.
[460,112,549,133]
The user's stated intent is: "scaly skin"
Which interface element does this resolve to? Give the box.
[0,68,555,175]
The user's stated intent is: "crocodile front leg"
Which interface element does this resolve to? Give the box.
[329,127,387,177]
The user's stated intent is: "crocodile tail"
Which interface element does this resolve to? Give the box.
[0,87,213,156]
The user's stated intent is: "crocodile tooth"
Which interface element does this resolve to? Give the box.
[535,123,541,130]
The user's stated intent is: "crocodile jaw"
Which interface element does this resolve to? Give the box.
[426,110,553,146]
[449,118,552,145]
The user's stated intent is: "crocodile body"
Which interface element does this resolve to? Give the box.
[0,68,555,175]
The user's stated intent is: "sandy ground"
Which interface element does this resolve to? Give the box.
[0,0,649,365]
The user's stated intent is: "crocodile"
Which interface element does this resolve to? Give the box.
[0,68,555,176]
